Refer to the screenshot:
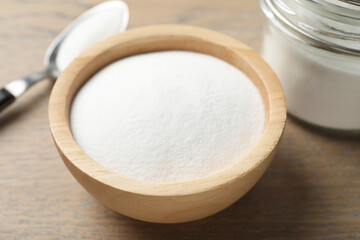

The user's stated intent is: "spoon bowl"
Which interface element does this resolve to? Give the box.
[0,1,128,112]
[45,0,129,77]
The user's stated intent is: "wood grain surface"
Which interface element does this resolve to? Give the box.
[0,0,359,239]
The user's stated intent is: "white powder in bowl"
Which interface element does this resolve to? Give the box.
[70,51,265,183]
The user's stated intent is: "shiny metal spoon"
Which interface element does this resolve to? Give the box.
[0,1,129,112]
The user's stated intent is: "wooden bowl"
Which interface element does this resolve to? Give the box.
[49,25,286,223]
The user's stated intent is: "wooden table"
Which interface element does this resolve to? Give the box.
[1,0,359,239]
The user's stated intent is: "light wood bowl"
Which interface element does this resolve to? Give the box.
[49,25,286,223]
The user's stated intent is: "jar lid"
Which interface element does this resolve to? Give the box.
[327,0,360,8]
[261,0,360,56]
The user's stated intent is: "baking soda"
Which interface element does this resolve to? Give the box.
[70,51,265,183]
[262,26,360,130]
[56,1,128,72]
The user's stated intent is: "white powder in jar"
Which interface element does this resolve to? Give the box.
[262,26,360,130]
[70,51,265,183]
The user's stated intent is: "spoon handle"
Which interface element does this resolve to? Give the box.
[0,71,52,113]
[0,88,15,112]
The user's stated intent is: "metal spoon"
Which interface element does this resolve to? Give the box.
[0,1,129,112]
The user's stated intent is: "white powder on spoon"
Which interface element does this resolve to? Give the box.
[70,51,265,183]
[56,1,129,72]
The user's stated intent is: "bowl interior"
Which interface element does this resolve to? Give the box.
[49,25,286,196]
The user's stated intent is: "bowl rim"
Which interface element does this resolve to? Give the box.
[49,24,286,197]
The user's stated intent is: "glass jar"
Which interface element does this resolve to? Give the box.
[259,0,360,133]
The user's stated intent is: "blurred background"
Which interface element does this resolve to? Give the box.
[0,0,359,239]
